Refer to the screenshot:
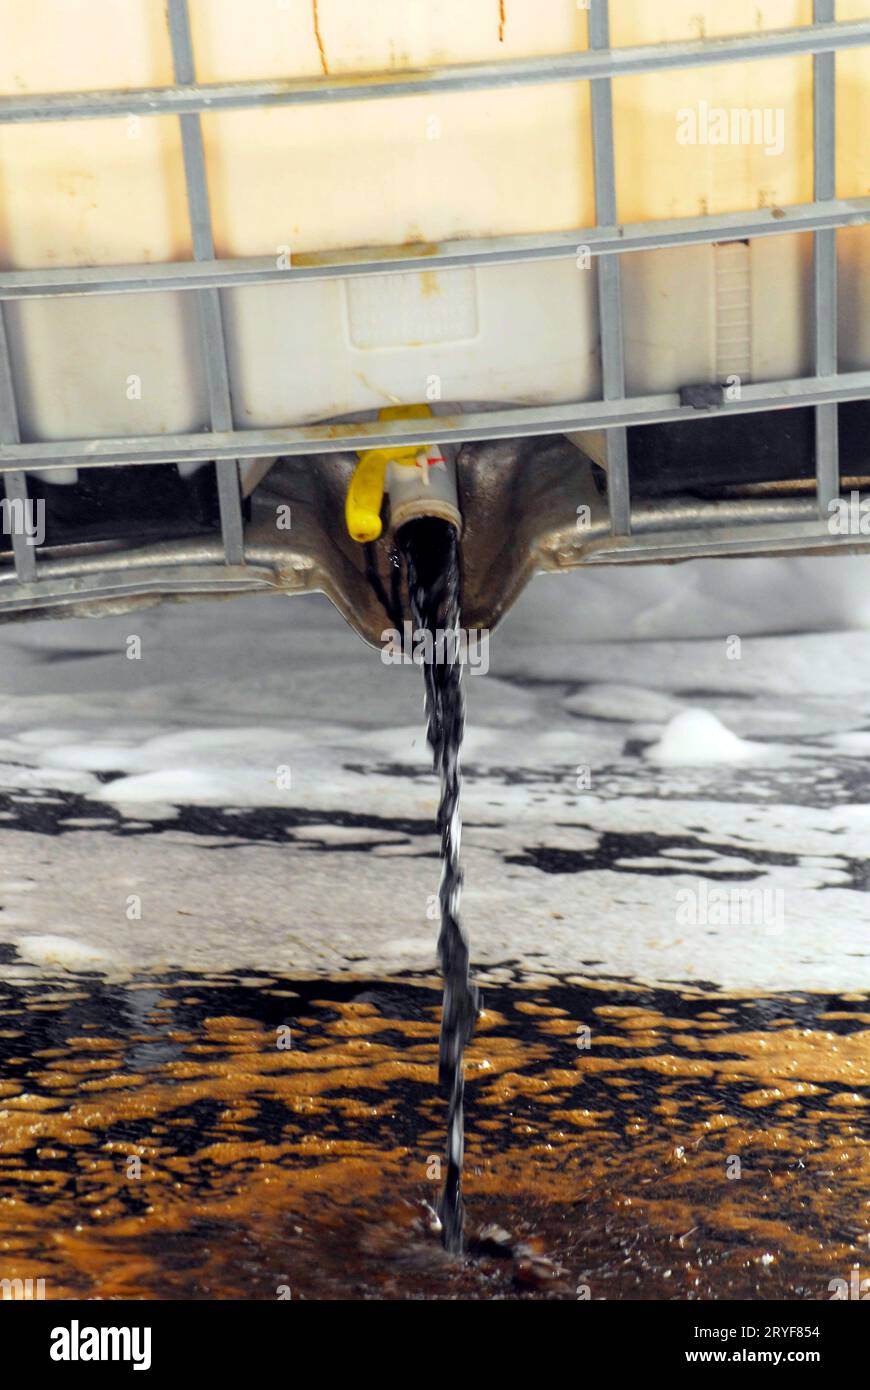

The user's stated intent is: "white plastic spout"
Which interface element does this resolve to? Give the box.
[387,445,462,535]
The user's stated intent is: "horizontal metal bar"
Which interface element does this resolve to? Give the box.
[553,488,857,563]
[0,496,863,623]
[0,20,868,124]
[0,561,278,613]
[1,370,869,474]
[584,517,852,563]
[3,197,864,303]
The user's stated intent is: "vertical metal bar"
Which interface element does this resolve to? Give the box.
[588,0,630,536]
[0,306,37,582]
[168,0,245,564]
[813,0,839,519]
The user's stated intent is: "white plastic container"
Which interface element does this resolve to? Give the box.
[0,0,867,471]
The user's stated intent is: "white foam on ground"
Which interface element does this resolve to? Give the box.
[645,708,769,765]
[0,563,867,989]
[14,935,111,972]
[563,684,684,724]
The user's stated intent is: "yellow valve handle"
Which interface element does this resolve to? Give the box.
[345,451,389,543]
[345,404,434,543]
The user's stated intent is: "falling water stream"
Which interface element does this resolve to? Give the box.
[399,517,480,1253]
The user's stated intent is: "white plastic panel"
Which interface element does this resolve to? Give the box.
[3,293,209,441]
[221,258,601,428]
[346,269,479,350]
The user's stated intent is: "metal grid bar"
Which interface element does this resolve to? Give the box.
[813,0,839,518]
[1,197,869,301]
[2,367,869,474]
[589,0,630,536]
[168,0,244,566]
[1,20,868,123]
[0,13,865,561]
[0,306,37,582]
[1,493,866,621]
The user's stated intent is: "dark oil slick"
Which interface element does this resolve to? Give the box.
[0,969,867,1300]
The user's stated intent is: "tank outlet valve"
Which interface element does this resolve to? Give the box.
[344,405,461,543]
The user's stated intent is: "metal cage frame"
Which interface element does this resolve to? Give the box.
[0,0,869,601]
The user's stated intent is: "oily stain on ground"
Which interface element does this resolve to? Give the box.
[0,971,867,1300]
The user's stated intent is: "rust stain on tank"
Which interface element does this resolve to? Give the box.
[291,239,441,270]
[312,0,329,75]
[499,1,507,43]
[300,411,459,443]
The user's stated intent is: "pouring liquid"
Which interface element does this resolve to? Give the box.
[399,517,479,1254]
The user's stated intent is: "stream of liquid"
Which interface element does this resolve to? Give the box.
[399,518,479,1253]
